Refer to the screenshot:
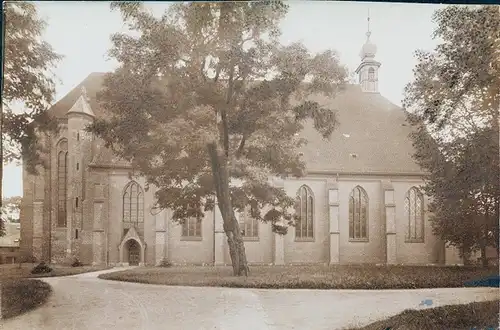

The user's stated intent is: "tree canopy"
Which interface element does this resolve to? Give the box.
[2,2,62,234]
[403,5,499,265]
[91,2,347,275]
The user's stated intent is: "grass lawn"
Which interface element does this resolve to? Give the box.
[348,299,500,330]
[1,279,52,319]
[0,263,112,281]
[0,263,112,320]
[98,264,499,289]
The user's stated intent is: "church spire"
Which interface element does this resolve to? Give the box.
[355,9,381,93]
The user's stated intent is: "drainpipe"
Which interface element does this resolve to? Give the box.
[212,199,216,266]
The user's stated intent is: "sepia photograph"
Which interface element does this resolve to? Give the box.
[1,1,499,329]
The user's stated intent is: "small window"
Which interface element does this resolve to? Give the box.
[368,67,375,80]
[239,206,259,239]
[75,197,79,208]
[182,217,202,238]
[76,162,79,170]
[75,229,79,239]
[77,132,80,141]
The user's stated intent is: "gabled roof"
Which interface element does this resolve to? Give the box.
[52,72,421,174]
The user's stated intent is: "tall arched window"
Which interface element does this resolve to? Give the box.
[239,206,259,239]
[368,67,375,80]
[57,140,68,227]
[295,185,314,240]
[123,181,144,224]
[349,186,368,241]
[405,187,424,242]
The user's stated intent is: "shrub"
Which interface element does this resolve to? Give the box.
[71,258,84,267]
[157,258,173,268]
[30,262,52,274]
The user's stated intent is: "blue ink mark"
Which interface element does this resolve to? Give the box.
[464,275,500,288]
[419,299,433,306]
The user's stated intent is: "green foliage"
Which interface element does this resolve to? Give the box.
[403,5,500,259]
[3,2,62,171]
[90,2,347,230]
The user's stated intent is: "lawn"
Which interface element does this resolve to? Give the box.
[0,263,112,319]
[98,264,499,289]
[1,279,52,319]
[0,263,112,281]
[348,299,500,330]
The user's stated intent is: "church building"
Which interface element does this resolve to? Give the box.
[19,30,464,267]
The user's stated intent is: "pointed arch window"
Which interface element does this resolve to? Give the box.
[368,67,375,80]
[239,206,259,240]
[57,140,68,227]
[405,187,424,242]
[349,186,368,241]
[123,181,144,224]
[295,185,314,240]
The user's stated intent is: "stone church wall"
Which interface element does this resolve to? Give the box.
[337,179,385,264]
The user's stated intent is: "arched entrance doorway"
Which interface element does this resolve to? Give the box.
[126,239,140,266]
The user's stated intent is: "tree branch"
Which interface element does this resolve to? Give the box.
[235,134,246,158]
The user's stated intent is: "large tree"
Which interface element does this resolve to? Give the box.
[403,5,499,266]
[91,2,347,275]
[2,2,62,214]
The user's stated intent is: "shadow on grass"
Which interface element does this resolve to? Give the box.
[346,300,499,330]
[1,279,52,319]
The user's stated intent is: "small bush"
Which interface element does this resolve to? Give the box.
[30,262,52,274]
[157,258,173,268]
[71,259,84,267]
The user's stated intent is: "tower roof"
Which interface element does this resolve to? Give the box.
[359,31,377,60]
[67,86,95,118]
[359,11,377,60]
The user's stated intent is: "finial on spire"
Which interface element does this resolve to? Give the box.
[81,86,88,100]
[366,8,371,40]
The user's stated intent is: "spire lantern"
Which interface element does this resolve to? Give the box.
[355,9,381,93]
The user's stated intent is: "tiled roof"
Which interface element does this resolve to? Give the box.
[51,73,421,174]
[298,85,422,174]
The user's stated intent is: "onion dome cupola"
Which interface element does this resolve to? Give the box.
[355,13,381,93]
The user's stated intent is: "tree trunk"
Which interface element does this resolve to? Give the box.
[207,142,249,276]
[461,246,472,266]
[480,245,488,268]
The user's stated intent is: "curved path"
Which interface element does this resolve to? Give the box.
[2,267,498,330]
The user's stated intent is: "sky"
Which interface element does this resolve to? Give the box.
[2,1,447,198]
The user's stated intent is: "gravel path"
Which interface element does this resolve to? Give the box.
[1,267,498,330]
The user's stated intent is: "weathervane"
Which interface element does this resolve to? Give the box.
[366,8,371,39]
[81,86,88,100]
